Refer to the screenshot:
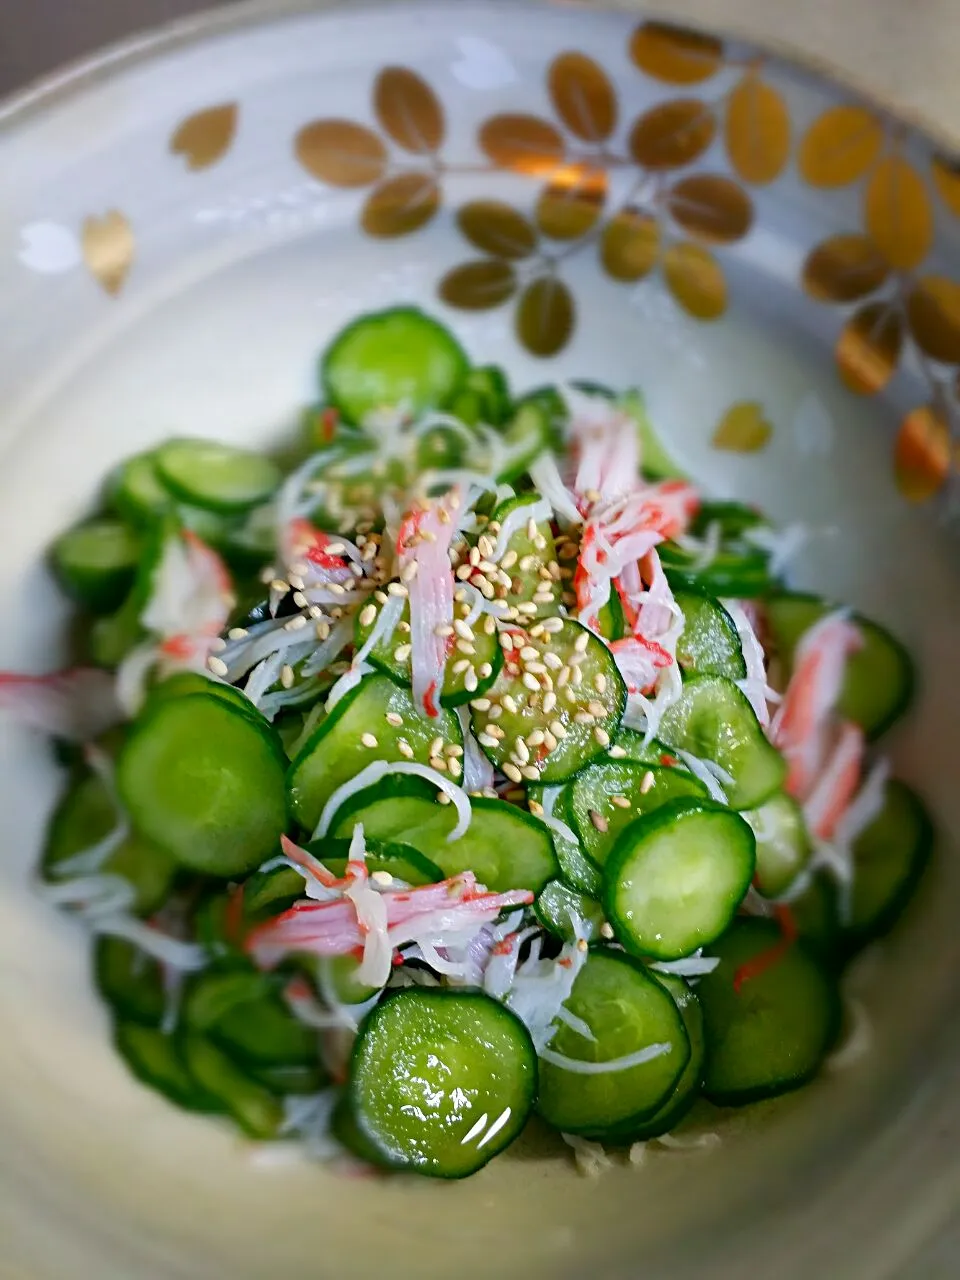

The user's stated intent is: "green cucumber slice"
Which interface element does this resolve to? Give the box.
[609,729,680,767]
[108,452,175,525]
[699,918,841,1105]
[89,591,145,667]
[154,438,281,515]
[545,788,604,896]
[658,675,786,810]
[354,592,502,707]
[117,693,288,878]
[51,518,142,614]
[178,1031,285,1138]
[496,402,552,484]
[287,674,462,832]
[844,779,932,950]
[674,590,747,680]
[535,949,690,1138]
[316,837,444,887]
[763,593,914,739]
[95,937,166,1027]
[660,542,773,598]
[114,1021,221,1113]
[145,671,268,726]
[182,968,319,1068]
[489,493,558,619]
[534,879,605,943]
[321,307,469,424]
[604,799,755,961]
[742,791,811,898]
[471,619,626,785]
[348,988,537,1177]
[568,760,707,869]
[615,974,705,1140]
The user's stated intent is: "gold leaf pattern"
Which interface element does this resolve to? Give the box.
[801,234,889,303]
[712,401,772,451]
[798,106,884,187]
[457,202,537,259]
[170,103,238,170]
[895,404,951,500]
[667,174,753,243]
[439,260,517,310]
[629,22,723,84]
[361,172,440,237]
[479,115,565,176]
[836,303,903,395]
[516,277,575,357]
[295,120,387,186]
[81,211,134,295]
[725,75,791,185]
[600,209,661,281]
[907,276,960,363]
[548,52,617,142]
[932,156,960,217]
[663,241,726,319]
[535,168,607,240]
[865,156,933,271]
[628,99,716,170]
[373,67,445,154]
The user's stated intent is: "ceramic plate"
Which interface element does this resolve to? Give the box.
[1,2,959,1277]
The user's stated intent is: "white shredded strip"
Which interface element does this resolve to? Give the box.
[671,749,731,803]
[94,913,208,970]
[562,1132,613,1178]
[650,951,720,977]
[539,1041,672,1075]
[491,497,551,562]
[314,760,472,841]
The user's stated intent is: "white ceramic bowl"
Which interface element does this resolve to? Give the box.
[2,3,960,1276]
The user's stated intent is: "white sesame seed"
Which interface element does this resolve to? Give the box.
[549,720,567,739]
[358,604,377,628]
[456,640,476,656]
[574,632,589,653]
[435,624,454,638]
[429,756,448,773]
[529,800,544,817]
[210,637,227,653]
[608,744,627,759]
[543,730,558,752]
[437,791,452,804]
[543,617,564,633]
[328,582,346,596]
[207,655,229,677]
[513,738,530,763]
[398,739,414,759]
[543,652,563,670]
[500,632,515,652]
[469,546,481,567]
[387,582,408,598]
[519,645,538,662]
[227,627,248,640]
[375,590,388,604]
[325,543,346,556]
[521,672,541,693]
[521,765,540,781]
[533,535,547,551]
[600,922,615,940]
[526,517,538,540]
[478,733,499,748]
[594,672,608,694]
[503,763,522,783]
[293,591,309,609]
[456,564,473,581]
[385,712,403,727]
[448,757,462,778]
[575,711,596,725]
[488,704,503,721]
[280,664,295,689]
[288,573,306,592]
[393,644,412,662]
[446,743,464,757]
[401,561,419,583]
[519,555,535,571]
[527,729,545,747]
[588,700,607,718]
[454,619,475,642]
[516,602,538,616]
[571,665,584,686]
[398,621,411,632]
[526,661,547,676]
[543,690,557,714]
[452,659,470,674]
[260,565,277,584]
[315,620,331,639]
[464,669,479,692]
[371,870,393,887]
[478,535,494,558]
[501,550,518,570]
[471,698,491,711]
[478,662,493,679]
[640,770,656,794]
[270,578,289,594]
[483,615,496,636]
[611,795,631,809]
[594,727,610,746]
[361,732,378,749]
[589,809,608,832]
[284,614,308,631]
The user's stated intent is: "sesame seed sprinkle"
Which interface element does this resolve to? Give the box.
[280,664,295,689]
[611,795,630,809]
[594,727,610,746]
[609,744,627,759]
[589,809,608,832]
[398,739,414,759]
[387,582,408,597]
[393,644,412,662]
[227,627,249,640]
[361,732,378,749]
[401,561,419,582]
[385,712,403,727]
[640,770,656,794]
[207,655,229,677]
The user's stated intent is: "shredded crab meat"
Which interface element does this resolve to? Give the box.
[564,385,640,501]
[0,666,121,741]
[723,597,775,727]
[396,488,461,718]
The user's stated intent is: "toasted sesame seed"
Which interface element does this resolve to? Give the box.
[519,555,535,571]
[549,720,567,739]
[293,591,309,609]
[471,698,491,711]
[487,724,506,740]
[529,623,546,638]
[437,790,452,805]
[543,730,558,752]
[325,542,345,556]
[455,564,473,581]
[556,666,571,688]
[571,666,584,687]
[280,664,295,689]
[526,517,538,540]
[488,703,503,721]
[452,659,470,674]
[526,661,547,676]
[497,570,513,589]
[454,619,475,642]
[464,669,479,692]
[387,582,408,598]
[227,627,249,640]
[483,615,496,636]
[519,645,539,662]
[588,700,607,718]
[503,763,523,783]
[500,632,515,652]
[448,757,462,778]
[456,639,476,656]
[501,549,518,570]
[287,573,306,592]
[438,507,451,524]
[270,578,289,594]
[478,535,494,559]
[370,870,393,887]
[543,617,564,633]
[260,565,278,584]
[429,756,448,773]
[385,711,403,727]
[600,922,615,940]
[478,662,492,679]
[538,565,552,581]
[543,691,557,714]
[594,727,610,746]
[529,799,545,817]
[315,620,331,639]
[611,795,630,809]
[564,686,578,704]
[640,770,656,794]
[393,644,412,662]
[527,730,545,748]
[207,655,229,677]
[469,546,481,567]
[284,614,308,632]
[521,765,540,781]
[574,711,596,725]
[360,732,378,749]
[533,534,547,551]
[513,738,530,763]
[516,602,538,616]
[445,743,464,757]
[589,809,608,832]
[327,582,346,596]
[375,590,388,604]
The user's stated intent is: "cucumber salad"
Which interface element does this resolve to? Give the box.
[4,306,928,1179]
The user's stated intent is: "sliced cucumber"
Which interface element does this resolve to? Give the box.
[355,592,502,708]
[743,792,811,898]
[535,949,690,1138]
[788,871,841,965]
[95,937,166,1027]
[534,879,605,943]
[489,493,558,618]
[182,967,319,1068]
[329,777,557,893]
[616,974,705,1140]
[699,918,841,1105]
[146,670,268,727]
[568,760,706,869]
[658,675,786,810]
[154,438,281,515]
[462,364,512,426]
[545,788,605,897]
[674,590,747,680]
[178,1031,285,1138]
[317,837,444,887]
[114,1021,221,1113]
[660,541,773,598]
[321,307,469,424]
[348,988,537,1177]
[610,729,679,767]
[51,518,142,614]
[89,591,145,667]
[471,619,626,785]
[117,693,289,878]
[287,674,462,832]
[331,1093,407,1168]
[108,451,174,525]
[844,780,932,951]
[604,800,755,961]
[764,593,914,739]
[496,401,552,484]
[43,772,177,915]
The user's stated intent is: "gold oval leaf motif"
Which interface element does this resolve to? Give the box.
[712,401,772,451]
[457,201,537,259]
[479,114,566,176]
[361,172,440,237]
[724,74,790,185]
[535,167,608,240]
[516,276,575,357]
[798,106,884,188]
[629,22,723,84]
[170,103,238,170]
[907,275,960,363]
[81,211,134,295]
[894,404,950,501]
[373,67,445,154]
[801,234,889,303]
[836,302,903,396]
[932,155,960,218]
[865,156,933,271]
[600,208,661,281]
[547,52,617,143]
[295,120,388,187]
[667,174,753,243]
[662,241,726,319]
[628,99,716,170]
[439,260,517,310]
